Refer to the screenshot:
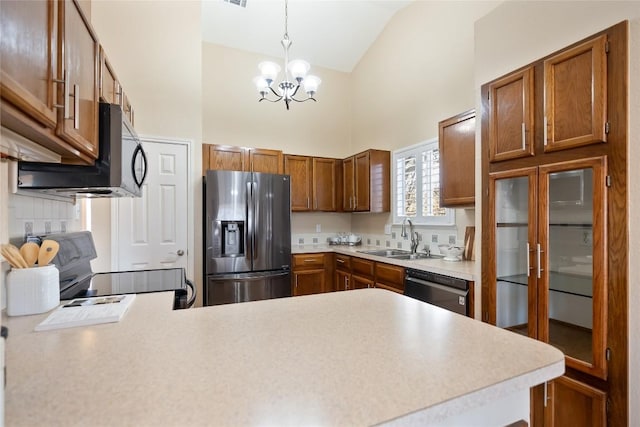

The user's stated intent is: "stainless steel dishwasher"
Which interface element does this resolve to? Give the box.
[404,268,469,316]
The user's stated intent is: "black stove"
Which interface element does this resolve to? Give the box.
[42,231,195,309]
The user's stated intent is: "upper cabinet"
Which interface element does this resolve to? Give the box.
[343,149,390,213]
[488,67,535,162]
[202,143,284,175]
[488,34,608,163]
[284,155,339,212]
[1,0,132,164]
[99,47,120,105]
[543,35,607,152]
[439,109,476,207]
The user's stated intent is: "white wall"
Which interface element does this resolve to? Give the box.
[474,2,640,421]
[91,1,202,300]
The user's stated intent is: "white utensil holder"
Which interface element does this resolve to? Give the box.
[6,265,60,316]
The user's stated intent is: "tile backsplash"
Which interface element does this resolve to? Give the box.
[7,193,82,240]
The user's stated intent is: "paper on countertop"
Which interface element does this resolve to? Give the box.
[35,294,136,332]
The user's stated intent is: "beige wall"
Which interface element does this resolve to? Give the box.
[90,1,202,296]
[202,43,352,158]
[474,2,640,421]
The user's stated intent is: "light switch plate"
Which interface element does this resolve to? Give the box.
[315,224,321,232]
[384,224,392,235]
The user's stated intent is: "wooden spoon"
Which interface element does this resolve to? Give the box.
[1,244,29,268]
[38,240,60,266]
[19,242,40,267]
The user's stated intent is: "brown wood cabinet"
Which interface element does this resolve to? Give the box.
[284,155,339,212]
[202,143,283,174]
[544,376,607,427]
[284,155,312,211]
[121,90,134,127]
[343,149,390,212]
[292,253,327,296]
[438,109,476,207]
[99,47,120,105]
[0,0,99,164]
[335,254,351,291]
[351,257,374,289]
[481,21,628,427]
[488,66,535,162]
[374,262,405,294]
[544,35,607,152]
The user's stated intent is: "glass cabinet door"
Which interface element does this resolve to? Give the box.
[538,157,607,379]
[490,167,538,338]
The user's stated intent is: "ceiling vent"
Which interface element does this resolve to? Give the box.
[223,0,247,8]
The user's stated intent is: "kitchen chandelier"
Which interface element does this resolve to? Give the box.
[252,0,321,110]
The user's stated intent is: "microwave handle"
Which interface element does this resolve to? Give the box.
[132,144,148,188]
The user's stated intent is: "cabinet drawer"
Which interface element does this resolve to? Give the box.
[375,263,405,287]
[335,254,351,271]
[375,282,404,294]
[292,253,325,269]
[351,257,374,278]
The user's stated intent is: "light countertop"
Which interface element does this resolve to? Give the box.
[4,289,563,426]
[292,244,477,281]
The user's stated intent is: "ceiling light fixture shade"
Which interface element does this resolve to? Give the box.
[253,0,320,110]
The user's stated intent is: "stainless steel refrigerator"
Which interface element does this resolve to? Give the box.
[203,170,291,306]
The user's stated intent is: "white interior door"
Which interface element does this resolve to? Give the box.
[113,138,189,271]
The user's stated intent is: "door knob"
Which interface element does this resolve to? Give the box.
[174,249,185,256]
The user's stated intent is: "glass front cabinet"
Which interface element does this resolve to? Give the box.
[488,156,607,379]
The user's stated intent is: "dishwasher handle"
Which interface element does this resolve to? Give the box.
[405,276,468,297]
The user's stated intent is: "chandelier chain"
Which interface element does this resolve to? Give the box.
[284,0,289,40]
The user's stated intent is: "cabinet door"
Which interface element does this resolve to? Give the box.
[342,156,355,211]
[544,35,607,151]
[312,158,337,211]
[99,47,120,105]
[544,376,606,427]
[56,0,100,159]
[121,90,134,126]
[538,157,607,379]
[375,263,405,293]
[293,269,325,296]
[351,257,374,279]
[0,0,58,129]
[335,270,350,291]
[439,109,476,207]
[203,144,245,173]
[488,67,535,162]
[248,148,283,174]
[354,151,370,211]
[284,155,312,211]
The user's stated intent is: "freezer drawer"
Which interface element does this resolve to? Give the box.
[205,270,291,306]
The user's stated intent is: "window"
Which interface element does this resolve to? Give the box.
[393,138,454,226]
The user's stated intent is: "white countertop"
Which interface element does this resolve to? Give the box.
[292,244,477,281]
[4,290,563,426]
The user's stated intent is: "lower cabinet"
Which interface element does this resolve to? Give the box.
[335,254,351,291]
[374,262,405,294]
[351,257,375,289]
[292,253,327,296]
[537,376,607,427]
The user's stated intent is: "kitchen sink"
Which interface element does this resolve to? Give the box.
[357,249,443,260]
[358,249,411,257]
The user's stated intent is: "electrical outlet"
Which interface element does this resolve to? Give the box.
[384,224,392,235]
[44,221,51,234]
[24,221,33,236]
[315,224,321,233]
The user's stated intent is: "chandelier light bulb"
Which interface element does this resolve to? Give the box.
[287,59,310,82]
[303,75,321,95]
[258,61,281,85]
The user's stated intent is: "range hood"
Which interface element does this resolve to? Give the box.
[17,103,147,198]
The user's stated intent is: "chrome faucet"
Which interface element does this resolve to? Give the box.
[401,218,410,238]
[411,231,419,253]
[401,219,419,253]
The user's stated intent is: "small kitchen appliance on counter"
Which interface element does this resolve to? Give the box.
[42,231,195,309]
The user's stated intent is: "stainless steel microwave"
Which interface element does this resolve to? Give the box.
[17,103,147,198]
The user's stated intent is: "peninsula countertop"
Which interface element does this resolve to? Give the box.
[4,290,563,426]
[292,244,476,281]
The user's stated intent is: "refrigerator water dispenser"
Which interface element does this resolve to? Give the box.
[222,221,244,256]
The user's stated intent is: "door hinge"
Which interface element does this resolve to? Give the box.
[606,398,611,414]
[606,347,611,361]
[605,121,610,134]
[605,41,610,53]
[606,175,612,188]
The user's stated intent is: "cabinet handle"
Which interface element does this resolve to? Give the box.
[303,259,316,263]
[307,197,310,209]
[526,242,531,277]
[337,259,345,264]
[544,382,550,407]
[521,122,526,150]
[52,70,70,119]
[345,276,349,290]
[543,116,548,145]
[295,275,298,289]
[72,84,79,130]
[536,243,544,279]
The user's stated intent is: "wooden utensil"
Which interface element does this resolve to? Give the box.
[19,242,40,267]
[38,240,60,266]
[1,244,29,268]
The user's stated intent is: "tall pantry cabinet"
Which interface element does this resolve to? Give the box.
[481,21,628,427]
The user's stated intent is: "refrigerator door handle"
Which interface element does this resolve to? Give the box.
[246,180,254,267]
[208,271,290,281]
